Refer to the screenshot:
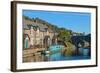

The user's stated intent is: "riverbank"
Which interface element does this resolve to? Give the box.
[23,48,45,62]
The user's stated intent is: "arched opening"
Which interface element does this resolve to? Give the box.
[52,36,58,45]
[24,34,29,49]
[44,36,51,48]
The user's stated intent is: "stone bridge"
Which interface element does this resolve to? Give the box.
[71,34,91,55]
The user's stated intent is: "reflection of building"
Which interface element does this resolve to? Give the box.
[23,17,58,49]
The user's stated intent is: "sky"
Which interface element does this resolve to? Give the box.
[23,10,91,34]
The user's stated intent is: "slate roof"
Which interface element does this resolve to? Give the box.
[23,17,55,33]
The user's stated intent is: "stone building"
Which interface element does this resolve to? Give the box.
[23,17,58,49]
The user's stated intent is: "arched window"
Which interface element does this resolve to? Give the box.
[25,34,29,49]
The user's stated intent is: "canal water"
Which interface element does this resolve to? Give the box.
[46,45,90,61]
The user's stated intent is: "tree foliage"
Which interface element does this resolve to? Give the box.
[58,28,72,42]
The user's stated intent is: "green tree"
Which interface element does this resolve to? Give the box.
[58,28,71,42]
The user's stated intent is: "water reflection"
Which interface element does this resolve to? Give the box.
[23,45,90,62]
[43,45,90,61]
